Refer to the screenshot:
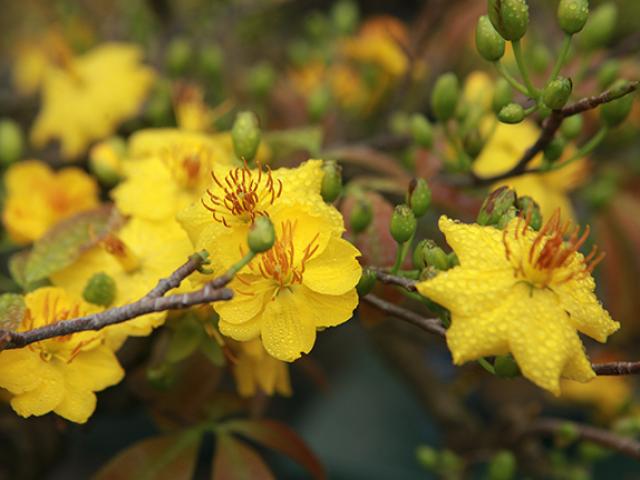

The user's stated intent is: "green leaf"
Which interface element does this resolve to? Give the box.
[200,337,225,366]
[222,419,325,480]
[0,293,25,332]
[263,127,323,158]
[93,431,201,480]
[165,317,204,364]
[25,205,123,284]
[212,434,274,480]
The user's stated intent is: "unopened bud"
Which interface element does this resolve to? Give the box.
[487,450,517,480]
[247,62,276,98]
[356,268,376,296]
[597,59,620,90]
[431,73,460,121]
[448,252,459,268]
[600,81,635,127]
[517,196,543,230]
[498,103,524,124]
[321,160,342,203]
[476,15,506,62]
[83,272,117,307]
[413,240,448,271]
[331,0,359,35]
[463,128,485,158]
[406,178,431,217]
[248,216,275,253]
[166,37,193,76]
[199,45,223,79]
[0,119,24,166]
[410,114,433,149]
[389,111,410,135]
[232,111,261,161]
[308,86,331,121]
[350,198,373,234]
[488,0,530,41]
[557,0,589,35]
[543,77,572,110]
[492,78,513,114]
[390,204,417,244]
[560,114,583,140]
[543,136,566,163]
[477,186,517,226]
[580,3,617,51]
[416,446,439,471]
[494,355,520,378]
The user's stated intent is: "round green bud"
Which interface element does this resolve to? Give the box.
[350,198,373,234]
[448,252,459,268]
[166,37,193,75]
[0,119,24,166]
[497,103,525,124]
[248,216,275,253]
[455,100,470,122]
[305,11,330,40]
[494,355,520,378]
[83,272,117,307]
[475,15,506,62]
[579,3,617,51]
[406,178,432,217]
[529,43,552,74]
[463,128,485,158]
[308,86,331,122]
[492,78,513,114]
[231,111,261,161]
[413,240,449,271]
[413,239,431,269]
[356,268,376,296]
[389,111,411,135]
[560,114,583,140]
[543,136,566,163]
[416,446,439,471]
[431,73,460,121]
[557,0,589,35]
[488,0,530,41]
[487,450,517,480]
[331,0,359,35]
[543,77,573,110]
[410,114,433,149]
[199,45,223,78]
[477,186,517,226]
[247,62,276,98]
[320,160,342,203]
[598,59,620,90]
[390,204,417,244]
[600,81,635,127]
[516,196,542,230]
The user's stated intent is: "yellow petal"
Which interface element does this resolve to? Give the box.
[219,315,262,342]
[0,349,43,394]
[300,285,359,328]
[214,277,271,324]
[64,347,125,392]
[10,361,64,418]
[302,237,361,295]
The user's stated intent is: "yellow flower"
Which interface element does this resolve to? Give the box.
[51,218,194,346]
[473,120,588,223]
[31,43,155,159]
[2,160,99,244]
[0,287,124,423]
[216,217,361,362]
[178,159,343,273]
[231,338,292,397]
[416,214,619,395]
[463,71,494,112]
[561,376,631,418]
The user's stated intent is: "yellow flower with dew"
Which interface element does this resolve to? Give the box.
[416,213,619,395]
[2,160,99,244]
[0,287,124,423]
[231,338,292,397]
[51,218,194,347]
[31,43,155,159]
[473,120,588,223]
[216,217,361,362]
[178,159,342,273]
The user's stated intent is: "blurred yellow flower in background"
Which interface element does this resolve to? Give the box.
[561,375,632,418]
[231,338,292,397]
[2,160,99,244]
[0,287,124,423]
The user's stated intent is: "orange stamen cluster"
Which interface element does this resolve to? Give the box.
[161,144,212,189]
[203,162,283,228]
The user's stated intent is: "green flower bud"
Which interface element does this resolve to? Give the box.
[494,354,521,378]
[560,114,583,140]
[389,111,411,135]
[597,59,620,90]
[455,100,470,122]
[600,81,635,127]
[448,252,459,268]
[579,3,617,51]
[543,136,566,163]
[247,62,276,97]
[390,204,417,244]
[543,77,573,110]
[529,43,551,74]
[475,15,506,62]
[463,128,485,158]
[487,450,517,480]
[199,45,223,79]
[416,446,439,471]
[305,11,330,40]
[413,239,449,271]
[0,119,24,166]
[308,86,331,122]
[516,196,542,230]
[406,178,431,217]
[488,0,530,41]
[331,0,359,35]
[410,114,433,149]
[356,268,376,296]
[419,266,440,281]
[492,78,513,114]
[321,160,342,203]
[83,272,117,307]
[350,198,373,234]
[497,103,525,124]
[248,216,275,253]
[166,37,193,75]
[477,186,517,226]
[412,239,430,269]
[232,111,261,161]
[431,73,460,121]
[557,0,589,35]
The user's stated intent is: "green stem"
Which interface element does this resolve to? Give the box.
[547,34,572,83]
[547,126,609,172]
[391,233,415,275]
[493,61,529,96]
[523,104,539,116]
[478,357,496,375]
[512,40,539,99]
[227,251,256,277]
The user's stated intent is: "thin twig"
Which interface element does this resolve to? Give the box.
[146,252,208,298]
[372,269,418,291]
[592,361,640,376]
[362,294,446,338]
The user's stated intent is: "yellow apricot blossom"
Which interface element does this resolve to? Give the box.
[31,43,155,159]
[561,375,631,418]
[216,217,361,362]
[2,160,99,244]
[0,287,124,423]
[416,214,620,395]
[473,120,588,223]
[231,338,292,397]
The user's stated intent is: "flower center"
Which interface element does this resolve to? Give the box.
[161,143,212,190]
[503,210,604,289]
[101,233,140,273]
[202,163,282,227]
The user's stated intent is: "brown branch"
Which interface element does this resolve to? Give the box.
[146,252,208,298]
[362,294,446,338]
[525,418,640,461]
[372,269,418,291]
[592,361,640,376]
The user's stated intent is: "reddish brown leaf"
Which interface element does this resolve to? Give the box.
[212,434,275,480]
